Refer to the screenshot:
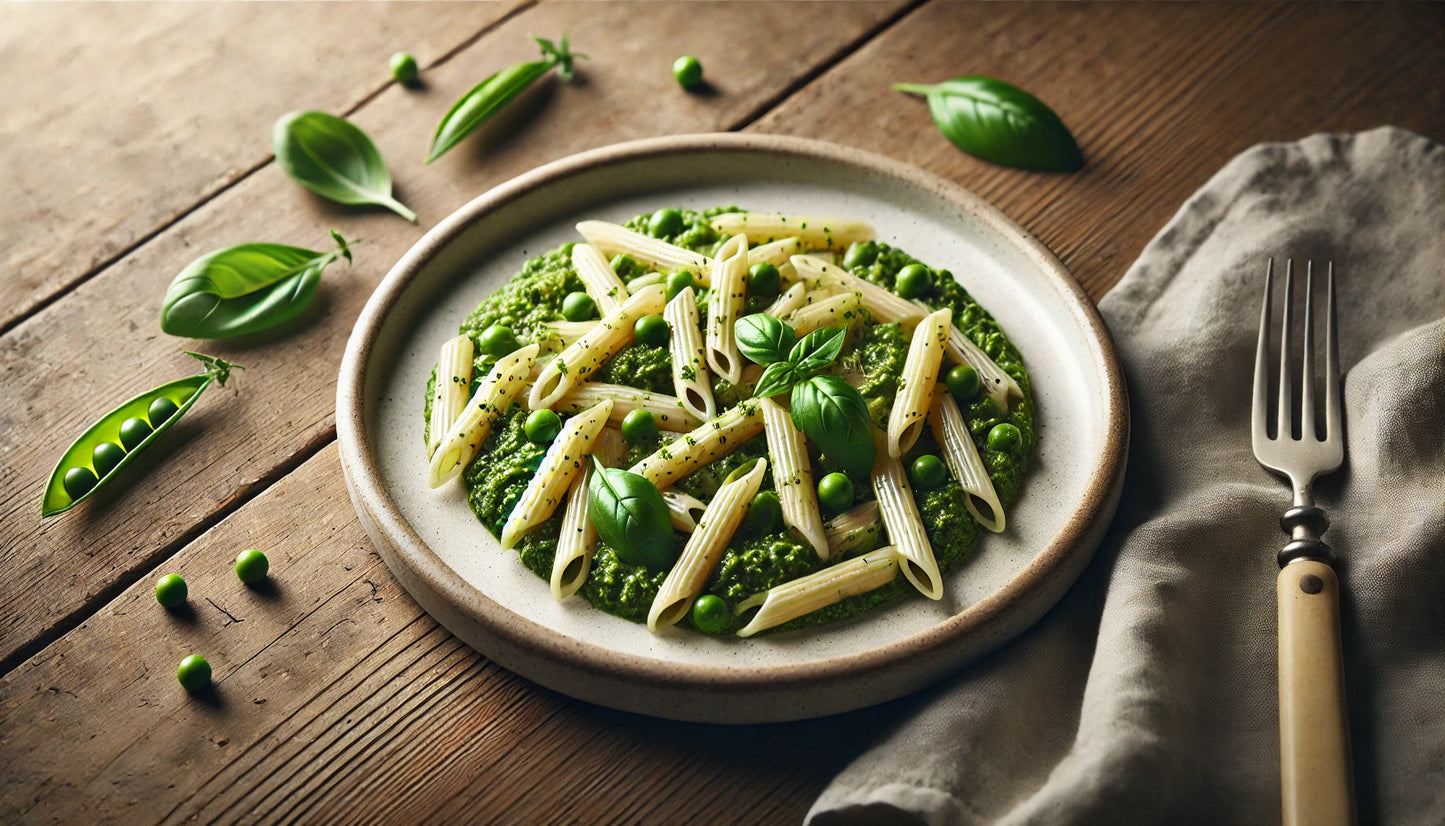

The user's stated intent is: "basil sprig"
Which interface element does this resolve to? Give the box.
[273,111,417,222]
[160,230,353,339]
[426,35,584,164]
[735,313,797,365]
[588,461,676,572]
[737,313,846,399]
[894,76,1083,172]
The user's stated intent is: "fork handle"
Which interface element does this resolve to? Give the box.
[1278,559,1355,826]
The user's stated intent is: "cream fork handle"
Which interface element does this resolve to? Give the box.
[1278,559,1355,826]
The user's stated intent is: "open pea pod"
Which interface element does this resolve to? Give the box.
[41,353,241,517]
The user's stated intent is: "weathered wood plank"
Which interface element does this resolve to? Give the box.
[750,1,1445,302]
[0,1,528,335]
[0,0,906,675]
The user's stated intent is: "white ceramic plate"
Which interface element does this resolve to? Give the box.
[337,134,1128,723]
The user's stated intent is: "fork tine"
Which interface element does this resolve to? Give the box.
[1324,261,1341,441]
[1301,261,1317,441]
[1253,259,1274,444]
[1278,260,1295,440]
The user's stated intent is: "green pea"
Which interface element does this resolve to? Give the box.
[945,364,981,403]
[62,466,98,499]
[524,409,563,444]
[176,655,212,692]
[389,51,419,84]
[155,573,188,607]
[691,594,729,634]
[634,314,670,348]
[235,549,270,584]
[620,409,657,443]
[744,491,782,536]
[648,208,685,239]
[896,264,933,299]
[92,442,126,477]
[478,324,521,357]
[987,422,1023,453]
[118,417,153,451]
[909,455,949,491]
[744,294,770,315]
[610,254,642,279]
[672,55,703,90]
[665,271,695,301]
[562,292,597,321]
[817,472,854,513]
[148,396,180,426]
[842,241,879,270]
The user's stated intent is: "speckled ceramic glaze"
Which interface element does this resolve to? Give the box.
[337,133,1128,724]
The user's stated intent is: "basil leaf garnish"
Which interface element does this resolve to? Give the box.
[588,461,676,572]
[789,376,875,479]
[788,326,846,374]
[735,313,797,365]
[272,111,417,222]
[752,361,799,399]
[426,35,584,163]
[894,76,1083,172]
[160,231,352,339]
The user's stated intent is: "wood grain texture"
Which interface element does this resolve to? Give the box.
[0,1,527,334]
[751,1,1445,302]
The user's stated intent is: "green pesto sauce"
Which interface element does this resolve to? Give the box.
[433,208,1034,636]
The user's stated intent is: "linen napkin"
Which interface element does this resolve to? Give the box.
[808,127,1445,825]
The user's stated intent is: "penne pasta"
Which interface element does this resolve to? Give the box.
[735,547,900,637]
[761,398,829,560]
[888,308,951,457]
[747,236,802,273]
[825,501,884,557]
[648,459,768,631]
[665,286,716,422]
[575,220,712,281]
[429,344,539,488]
[943,326,1023,405]
[596,425,626,468]
[662,490,708,533]
[570,243,630,315]
[705,234,749,385]
[630,401,765,490]
[500,399,614,549]
[626,272,665,292]
[542,320,598,348]
[550,463,597,601]
[529,284,666,410]
[555,382,701,432]
[428,334,474,459]
[929,392,1006,533]
[711,212,874,252]
[787,291,865,336]
[763,281,808,318]
[871,433,942,599]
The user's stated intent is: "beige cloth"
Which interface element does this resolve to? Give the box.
[809,127,1445,824]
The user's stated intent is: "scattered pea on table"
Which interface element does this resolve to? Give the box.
[672,55,703,90]
[176,655,212,692]
[235,549,270,584]
[154,573,188,607]
[389,51,419,84]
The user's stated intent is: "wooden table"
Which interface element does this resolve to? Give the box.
[2,2,1440,822]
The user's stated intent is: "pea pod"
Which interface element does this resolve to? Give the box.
[41,352,241,517]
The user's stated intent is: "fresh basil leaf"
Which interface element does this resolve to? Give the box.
[588,461,676,572]
[788,326,846,375]
[894,76,1083,172]
[789,376,875,479]
[752,361,799,399]
[159,232,352,339]
[735,313,797,365]
[426,35,584,163]
[273,111,416,222]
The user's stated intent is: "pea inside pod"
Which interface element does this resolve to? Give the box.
[41,352,242,517]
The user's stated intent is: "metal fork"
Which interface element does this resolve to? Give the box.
[1251,259,1354,826]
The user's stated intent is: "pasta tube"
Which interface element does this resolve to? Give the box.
[888,308,950,457]
[662,490,707,533]
[735,547,900,638]
[929,392,1006,533]
[761,398,829,560]
[571,243,629,315]
[763,282,808,318]
[575,220,712,281]
[529,284,666,410]
[665,286,716,422]
[500,399,614,549]
[943,327,1023,405]
[825,501,883,557]
[541,320,598,349]
[427,334,474,459]
[428,343,539,488]
[555,383,701,432]
[630,401,764,490]
[711,213,873,252]
[787,292,865,336]
[649,458,768,631]
[705,234,749,385]
[747,236,802,275]
[550,464,597,601]
[871,433,942,599]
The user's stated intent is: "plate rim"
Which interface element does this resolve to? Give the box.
[336,132,1129,716]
